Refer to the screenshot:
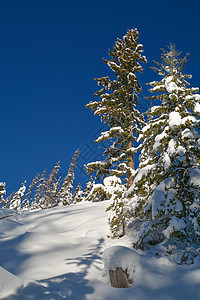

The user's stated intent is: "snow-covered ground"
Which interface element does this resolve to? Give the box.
[0,201,200,299]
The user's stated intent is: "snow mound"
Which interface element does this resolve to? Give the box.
[0,266,24,298]
[102,246,141,285]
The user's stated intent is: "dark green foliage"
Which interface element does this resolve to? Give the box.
[86,28,147,187]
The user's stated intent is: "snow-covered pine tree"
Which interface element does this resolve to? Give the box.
[22,173,39,209]
[3,192,14,209]
[9,181,26,210]
[84,176,95,201]
[86,28,147,187]
[86,182,107,202]
[105,176,133,238]
[41,161,60,209]
[58,150,79,206]
[84,175,133,236]
[130,45,200,248]
[49,176,61,207]
[32,169,47,209]
[0,182,6,207]
[73,183,83,203]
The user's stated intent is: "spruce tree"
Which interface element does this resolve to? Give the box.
[131,45,200,248]
[105,176,133,237]
[33,169,47,209]
[9,181,26,210]
[0,182,6,207]
[73,183,83,203]
[49,176,61,207]
[41,161,60,208]
[86,28,147,187]
[84,176,95,201]
[22,173,39,209]
[58,150,79,206]
[3,192,14,209]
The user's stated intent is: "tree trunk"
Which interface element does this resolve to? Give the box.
[109,267,130,288]
[127,139,134,188]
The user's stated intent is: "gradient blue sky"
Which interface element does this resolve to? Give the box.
[1,0,200,194]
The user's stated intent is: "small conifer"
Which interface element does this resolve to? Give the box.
[58,150,79,205]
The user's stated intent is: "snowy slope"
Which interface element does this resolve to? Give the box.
[0,202,200,299]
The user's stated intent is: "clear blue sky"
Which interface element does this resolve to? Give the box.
[0,0,200,194]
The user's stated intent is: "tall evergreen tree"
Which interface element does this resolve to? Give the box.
[130,45,200,247]
[33,169,47,209]
[84,176,95,201]
[22,173,39,209]
[0,182,6,207]
[4,192,15,209]
[58,150,79,205]
[86,28,147,187]
[49,176,61,207]
[41,161,60,208]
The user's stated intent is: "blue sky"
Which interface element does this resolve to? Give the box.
[0,0,200,194]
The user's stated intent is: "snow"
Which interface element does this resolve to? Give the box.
[141,123,151,133]
[153,131,167,151]
[0,202,200,299]
[168,138,176,155]
[181,115,196,125]
[151,85,165,92]
[163,153,171,170]
[189,168,200,187]
[182,128,194,139]
[149,181,165,219]
[186,94,200,102]
[128,164,156,194]
[0,267,24,298]
[177,145,185,156]
[164,76,179,93]
[95,127,124,142]
[195,102,200,113]
[163,217,186,239]
[148,178,174,219]
[151,105,160,112]
[168,112,196,129]
[169,111,181,128]
[103,175,121,187]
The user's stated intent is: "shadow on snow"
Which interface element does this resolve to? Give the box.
[3,238,105,300]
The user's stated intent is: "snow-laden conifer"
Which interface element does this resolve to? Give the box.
[3,192,14,209]
[49,176,61,207]
[41,161,60,209]
[130,45,200,247]
[58,150,79,206]
[85,175,132,237]
[33,169,47,209]
[86,28,147,187]
[105,176,133,237]
[22,173,39,209]
[84,176,95,201]
[0,182,6,207]
[73,183,84,203]
[9,181,26,210]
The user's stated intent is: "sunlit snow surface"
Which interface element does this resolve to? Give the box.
[0,202,200,299]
